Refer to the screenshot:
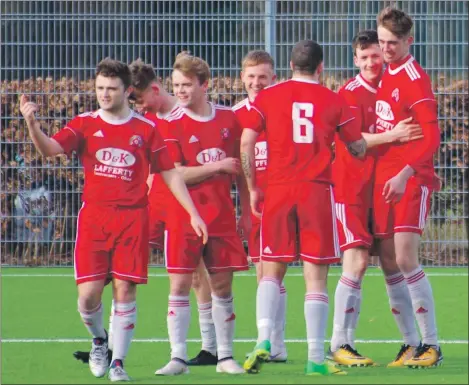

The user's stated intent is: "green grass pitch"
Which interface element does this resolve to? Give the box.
[1,267,468,384]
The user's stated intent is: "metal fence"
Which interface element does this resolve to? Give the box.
[1,0,468,267]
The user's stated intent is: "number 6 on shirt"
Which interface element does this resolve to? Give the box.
[292,102,314,143]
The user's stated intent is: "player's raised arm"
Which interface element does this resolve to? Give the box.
[19,94,65,157]
[362,117,423,149]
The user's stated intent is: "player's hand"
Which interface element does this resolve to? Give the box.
[249,187,263,219]
[217,157,241,175]
[237,213,252,241]
[382,173,408,204]
[19,95,38,125]
[391,117,423,143]
[190,214,208,244]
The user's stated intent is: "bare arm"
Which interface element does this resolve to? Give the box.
[240,129,258,191]
[174,162,221,185]
[160,168,200,217]
[362,117,423,149]
[19,95,64,157]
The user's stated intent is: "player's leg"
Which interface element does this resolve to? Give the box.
[298,182,345,375]
[378,237,420,366]
[392,183,442,368]
[330,202,374,366]
[74,204,112,378]
[155,229,202,376]
[205,236,249,374]
[187,259,218,366]
[244,185,294,374]
[250,218,287,362]
[107,206,150,381]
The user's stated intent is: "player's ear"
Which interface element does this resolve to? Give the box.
[150,83,160,95]
[406,35,414,46]
[201,80,209,91]
[353,55,359,68]
[289,60,294,71]
[125,86,134,98]
[316,62,324,75]
[272,73,277,82]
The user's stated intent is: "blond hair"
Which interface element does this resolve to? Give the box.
[241,50,274,70]
[173,51,210,84]
[377,7,413,38]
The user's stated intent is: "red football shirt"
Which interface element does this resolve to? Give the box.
[145,107,180,211]
[334,74,377,204]
[233,97,267,191]
[53,109,174,207]
[249,79,362,185]
[375,55,440,185]
[162,103,241,236]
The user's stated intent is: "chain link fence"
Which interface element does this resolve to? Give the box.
[1,0,467,267]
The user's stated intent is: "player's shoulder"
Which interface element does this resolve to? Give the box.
[132,112,156,128]
[232,98,249,112]
[389,56,429,83]
[165,106,186,122]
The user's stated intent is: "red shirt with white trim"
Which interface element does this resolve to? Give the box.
[375,55,440,186]
[162,104,241,236]
[52,109,174,207]
[232,97,267,191]
[248,79,362,185]
[333,74,377,204]
[145,107,180,210]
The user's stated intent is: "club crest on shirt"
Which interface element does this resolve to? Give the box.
[220,127,230,140]
[392,88,400,102]
[129,135,143,148]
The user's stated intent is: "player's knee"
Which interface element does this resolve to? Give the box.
[169,274,192,296]
[343,248,368,279]
[77,294,101,312]
[394,234,420,273]
[209,273,233,298]
[113,280,137,303]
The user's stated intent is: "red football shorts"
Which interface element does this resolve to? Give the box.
[260,182,340,265]
[148,204,166,251]
[373,178,432,238]
[334,201,373,252]
[165,227,249,274]
[248,216,261,263]
[74,203,149,285]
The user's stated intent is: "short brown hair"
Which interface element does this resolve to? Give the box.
[352,30,379,55]
[290,40,323,75]
[96,58,131,89]
[377,7,413,38]
[242,50,275,70]
[173,51,210,85]
[129,58,157,91]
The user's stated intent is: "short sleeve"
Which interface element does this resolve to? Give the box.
[336,94,362,143]
[148,127,175,173]
[250,92,267,133]
[406,75,438,123]
[52,115,85,155]
[162,120,185,164]
[338,87,363,131]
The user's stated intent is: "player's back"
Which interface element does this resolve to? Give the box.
[254,79,352,185]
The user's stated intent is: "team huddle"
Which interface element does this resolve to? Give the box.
[19,7,443,382]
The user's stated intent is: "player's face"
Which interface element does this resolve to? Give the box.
[377,26,413,64]
[129,84,161,114]
[95,75,128,112]
[354,44,384,83]
[172,70,207,108]
[241,63,276,100]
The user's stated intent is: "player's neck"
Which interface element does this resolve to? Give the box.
[187,100,212,117]
[291,72,319,83]
[159,95,178,115]
[359,72,381,88]
[388,53,412,69]
[99,105,132,122]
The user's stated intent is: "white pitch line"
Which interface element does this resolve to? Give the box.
[1,272,468,278]
[1,338,467,344]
